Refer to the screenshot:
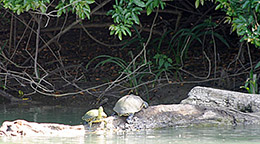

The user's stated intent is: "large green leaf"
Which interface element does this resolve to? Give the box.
[133,0,145,7]
[85,0,95,4]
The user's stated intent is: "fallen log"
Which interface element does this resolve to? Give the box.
[181,86,260,112]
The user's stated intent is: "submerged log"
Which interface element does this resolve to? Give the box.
[0,90,24,103]
[1,86,260,136]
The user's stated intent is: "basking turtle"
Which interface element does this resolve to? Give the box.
[113,94,149,124]
[82,106,107,127]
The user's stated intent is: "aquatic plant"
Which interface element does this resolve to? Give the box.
[240,62,260,94]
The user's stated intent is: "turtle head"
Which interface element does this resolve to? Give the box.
[97,106,104,119]
[81,116,85,121]
[143,101,149,109]
[98,106,104,112]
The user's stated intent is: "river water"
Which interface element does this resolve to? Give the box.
[0,104,260,144]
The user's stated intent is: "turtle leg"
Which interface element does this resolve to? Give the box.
[126,113,134,124]
[88,121,93,129]
[111,112,117,116]
[83,121,88,125]
[104,120,107,128]
[100,120,107,129]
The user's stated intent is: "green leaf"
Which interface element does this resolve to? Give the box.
[17,8,22,15]
[146,6,152,15]
[154,0,159,7]
[40,5,46,13]
[2,85,7,90]
[86,0,95,4]
[160,1,165,9]
[115,16,120,23]
[86,13,90,19]
[125,27,132,36]
[167,58,173,63]
[200,0,204,6]
[159,58,164,69]
[255,61,260,69]
[25,4,31,11]
[242,1,250,9]
[215,4,222,10]
[132,12,140,24]
[57,10,62,17]
[255,39,260,46]
[121,27,127,36]
[195,0,200,8]
[118,31,122,40]
[212,32,230,48]
[239,15,247,23]
[256,3,260,12]
[125,12,131,19]
[92,55,127,70]
[112,13,118,19]
[145,0,152,7]
[133,0,146,7]
[132,7,143,12]
[153,54,159,59]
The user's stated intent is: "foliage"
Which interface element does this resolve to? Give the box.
[107,0,165,40]
[240,62,260,94]
[121,27,177,79]
[195,0,260,47]
[153,53,173,77]
[120,25,145,50]
[85,52,178,94]
[85,27,180,93]
[1,0,95,19]
[56,0,95,19]
[1,0,49,15]
[157,18,229,67]
[86,54,148,94]
[1,0,165,40]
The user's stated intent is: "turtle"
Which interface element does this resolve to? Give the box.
[82,106,107,127]
[113,94,149,124]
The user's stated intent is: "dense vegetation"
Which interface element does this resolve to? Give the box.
[0,0,259,104]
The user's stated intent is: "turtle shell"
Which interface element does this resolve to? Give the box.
[113,95,148,116]
[82,109,107,122]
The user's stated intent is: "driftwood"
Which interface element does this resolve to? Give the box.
[1,86,260,137]
[181,86,260,112]
[0,120,84,137]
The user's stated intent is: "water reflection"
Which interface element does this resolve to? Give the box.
[1,126,260,144]
[0,104,86,125]
[1,135,85,144]
[1,105,260,144]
